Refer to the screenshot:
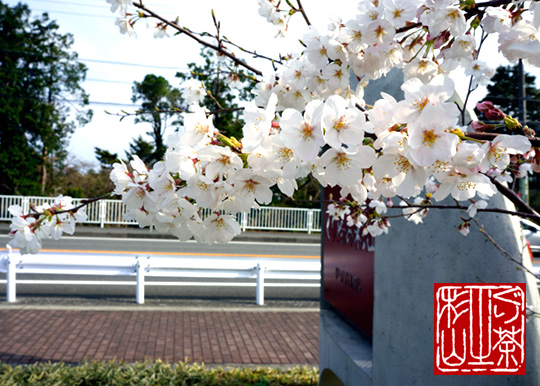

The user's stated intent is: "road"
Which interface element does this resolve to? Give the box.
[0,233,321,305]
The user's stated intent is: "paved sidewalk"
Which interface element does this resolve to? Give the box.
[0,306,319,366]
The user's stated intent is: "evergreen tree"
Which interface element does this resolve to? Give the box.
[177,48,257,139]
[482,64,540,131]
[130,74,183,165]
[0,2,91,194]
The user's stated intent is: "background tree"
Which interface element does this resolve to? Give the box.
[54,157,115,199]
[94,147,119,169]
[130,74,183,165]
[0,2,92,195]
[482,64,540,131]
[176,48,257,139]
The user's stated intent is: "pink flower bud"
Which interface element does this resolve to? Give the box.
[485,107,505,121]
[476,101,494,112]
[471,121,494,132]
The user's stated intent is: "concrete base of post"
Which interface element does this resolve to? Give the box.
[319,310,373,385]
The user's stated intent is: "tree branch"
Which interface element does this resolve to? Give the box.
[25,194,112,219]
[106,106,245,119]
[395,200,540,223]
[132,2,263,76]
[489,177,540,220]
[295,0,311,26]
[464,132,540,147]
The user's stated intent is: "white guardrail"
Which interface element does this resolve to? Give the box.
[0,195,322,233]
[0,248,321,305]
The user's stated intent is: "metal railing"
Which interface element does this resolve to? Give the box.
[0,248,321,305]
[0,195,322,233]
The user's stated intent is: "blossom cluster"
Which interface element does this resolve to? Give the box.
[8,196,87,254]
[7,0,540,253]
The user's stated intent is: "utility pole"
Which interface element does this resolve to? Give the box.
[518,59,529,204]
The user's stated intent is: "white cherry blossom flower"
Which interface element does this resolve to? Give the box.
[368,92,398,135]
[394,75,460,126]
[242,93,278,152]
[115,18,135,37]
[107,0,133,14]
[481,6,512,33]
[373,149,428,198]
[180,106,215,147]
[230,169,274,207]
[467,200,488,218]
[365,20,396,46]
[481,134,532,170]
[201,214,242,244]
[321,95,369,149]
[408,105,459,167]
[499,21,540,66]
[382,0,417,28]
[403,58,439,83]
[180,174,221,208]
[318,146,376,187]
[181,79,206,105]
[433,168,497,201]
[279,100,325,162]
[452,142,486,169]
[198,145,243,179]
[110,160,131,195]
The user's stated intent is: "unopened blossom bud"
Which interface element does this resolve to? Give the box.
[532,151,540,173]
[458,221,470,236]
[471,121,495,132]
[504,115,522,131]
[476,101,495,112]
[485,107,505,121]
[523,125,536,137]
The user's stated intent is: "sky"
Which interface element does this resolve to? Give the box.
[6,0,540,169]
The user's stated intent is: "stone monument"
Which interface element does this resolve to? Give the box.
[318,69,540,385]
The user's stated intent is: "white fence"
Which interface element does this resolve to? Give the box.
[0,195,322,233]
[0,248,321,305]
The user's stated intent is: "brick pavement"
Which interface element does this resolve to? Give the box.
[0,309,319,365]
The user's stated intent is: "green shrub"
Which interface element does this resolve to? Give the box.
[0,361,318,386]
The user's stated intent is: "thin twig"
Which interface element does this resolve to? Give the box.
[471,218,538,279]
[106,106,245,119]
[132,2,263,76]
[221,37,283,65]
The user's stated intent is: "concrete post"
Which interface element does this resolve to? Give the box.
[371,194,540,385]
[6,248,16,303]
[136,258,145,305]
[256,263,265,306]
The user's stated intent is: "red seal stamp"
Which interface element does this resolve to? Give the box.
[435,283,526,375]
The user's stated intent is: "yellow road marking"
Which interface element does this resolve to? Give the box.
[0,248,319,259]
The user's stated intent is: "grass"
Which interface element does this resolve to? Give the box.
[0,360,318,386]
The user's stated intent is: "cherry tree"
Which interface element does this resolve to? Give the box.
[7,0,540,254]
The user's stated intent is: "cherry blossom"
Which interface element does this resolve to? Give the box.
[7,0,540,252]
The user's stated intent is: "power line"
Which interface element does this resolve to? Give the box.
[32,8,114,19]
[29,0,108,9]
[80,58,186,71]
[0,48,189,71]
[86,78,134,85]
[28,0,180,11]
